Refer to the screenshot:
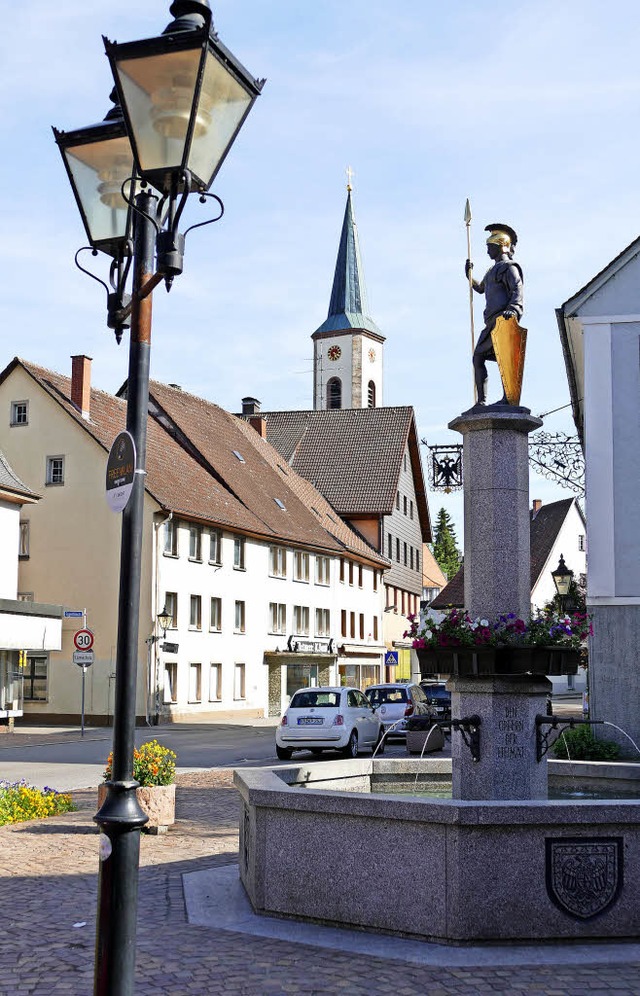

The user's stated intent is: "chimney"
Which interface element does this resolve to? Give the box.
[71,355,92,419]
[249,416,267,439]
[532,499,542,516]
[242,396,261,416]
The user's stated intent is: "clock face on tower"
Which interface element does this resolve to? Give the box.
[327,345,342,361]
[368,348,376,362]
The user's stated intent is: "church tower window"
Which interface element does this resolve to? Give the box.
[367,380,376,408]
[327,378,342,409]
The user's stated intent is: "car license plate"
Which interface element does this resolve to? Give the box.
[298,717,323,725]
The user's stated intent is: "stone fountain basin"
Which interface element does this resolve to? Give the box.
[234,758,640,944]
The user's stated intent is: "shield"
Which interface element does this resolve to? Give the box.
[546,837,623,920]
[490,315,527,406]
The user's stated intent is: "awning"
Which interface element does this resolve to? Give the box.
[0,598,63,651]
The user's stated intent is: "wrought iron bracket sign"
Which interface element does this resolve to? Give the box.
[422,442,463,492]
[434,715,482,762]
[535,715,604,762]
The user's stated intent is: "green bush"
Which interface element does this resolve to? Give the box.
[552,724,620,761]
[0,780,75,826]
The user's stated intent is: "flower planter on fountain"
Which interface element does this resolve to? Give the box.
[100,739,177,834]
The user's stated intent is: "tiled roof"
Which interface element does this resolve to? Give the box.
[0,450,40,501]
[251,407,432,540]
[146,381,388,565]
[430,498,580,610]
[7,358,385,563]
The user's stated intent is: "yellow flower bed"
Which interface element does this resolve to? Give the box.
[0,780,75,826]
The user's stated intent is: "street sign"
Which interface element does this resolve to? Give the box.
[161,642,179,654]
[106,430,136,513]
[384,651,399,667]
[74,629,94,651]
[73,650,94,667]
[64,610,84,618]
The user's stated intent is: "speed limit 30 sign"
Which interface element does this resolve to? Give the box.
[74,629,94,651]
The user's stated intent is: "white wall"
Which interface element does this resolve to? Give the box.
[0,499,19,599]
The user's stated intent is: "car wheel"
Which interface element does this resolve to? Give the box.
[374,729,385,755]
[276,746,293,761]
[310,748,324,756]
[342,730,359,759]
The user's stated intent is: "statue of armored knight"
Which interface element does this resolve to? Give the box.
[465,223,527,406]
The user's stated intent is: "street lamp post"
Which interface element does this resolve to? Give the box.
[53,4,263,993]
[551,553,574,615]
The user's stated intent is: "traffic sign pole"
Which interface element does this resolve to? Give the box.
[81,665,86,738]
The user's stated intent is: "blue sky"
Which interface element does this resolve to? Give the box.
[3,0,639,541]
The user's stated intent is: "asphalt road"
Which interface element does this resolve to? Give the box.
[0,722,411,791]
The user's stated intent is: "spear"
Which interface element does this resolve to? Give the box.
[464,198,476,401]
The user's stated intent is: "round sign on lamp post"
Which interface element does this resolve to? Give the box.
[106,431,136,512]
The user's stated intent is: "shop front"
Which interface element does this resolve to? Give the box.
[0,598,63,728]
[336,644,384,690]
[264,638,337,717]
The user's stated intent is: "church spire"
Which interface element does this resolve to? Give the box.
[314,177,382,337]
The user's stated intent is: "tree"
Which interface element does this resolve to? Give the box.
[431,507,462,580]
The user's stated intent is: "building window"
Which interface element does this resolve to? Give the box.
[403,542,408,566]
[358,564,363,588]
[165,592,178,629]
[404,453,408,472]
[269,545,287,578]
[19,521,29,559]
[396,492,400,510]
[10,401,28,426]
[189,663,202,703]
[294,551,309,582]
[410,547,414,570]
[348,561,354,586]
[359,613,365,640]
[233,536,246,570]
[189,525,202,561]
[410,500,414,520]
[17,592,34,602]
[327,377,342,409]
[164,662,178,703]
[373,616,378,641]
[209,529,222,565]
[403,496,407,515]
[416,549,420,572]
[23,654,48,701]
[373,570,378,592]
[46,456,64,486]
[164,519,178,556]
[234,663,246,700]
[339,558,345,583]
[350,612,355,639]
[396,538,400,562]
[189,595,202,630]
[270,602,286,634]
[315,608,330,637]
[315,555,330,586]
[209,663,222,702]
[401,591,406,615]
[293,605,309,636]
[578,534,586,552]
[234,600,246,634]
[387,534,392,559]
[367,381,376,408]
[210,597,222,632]
[341,610,347,637]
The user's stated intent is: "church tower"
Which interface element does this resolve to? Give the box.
[312,177,385,410]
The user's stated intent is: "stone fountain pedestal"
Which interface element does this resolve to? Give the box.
[448,404,545,801]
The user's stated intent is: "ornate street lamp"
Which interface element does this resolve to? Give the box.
[156,603,172,637]
[53,5,263,994]
[104,0,264,197]
[551,554,574,613]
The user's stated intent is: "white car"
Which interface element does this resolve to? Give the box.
[275,686,384,760]
[365,682,435,739]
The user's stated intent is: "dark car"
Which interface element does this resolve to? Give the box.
[420,681,451,719]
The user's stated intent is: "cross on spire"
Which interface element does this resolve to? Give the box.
[346,165,354,191]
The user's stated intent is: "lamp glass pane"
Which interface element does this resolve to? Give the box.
[186,50,252,187]
[115,47,201,175]
[65,135,133,245]
[554,575,572,596]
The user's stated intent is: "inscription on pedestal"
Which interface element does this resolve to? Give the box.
[496,704,525,759]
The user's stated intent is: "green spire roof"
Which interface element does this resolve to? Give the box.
[314,189,383,337]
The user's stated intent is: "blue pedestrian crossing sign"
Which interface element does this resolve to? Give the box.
[384,651,399,667]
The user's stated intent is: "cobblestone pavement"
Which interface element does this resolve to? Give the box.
[1,771,639,995]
